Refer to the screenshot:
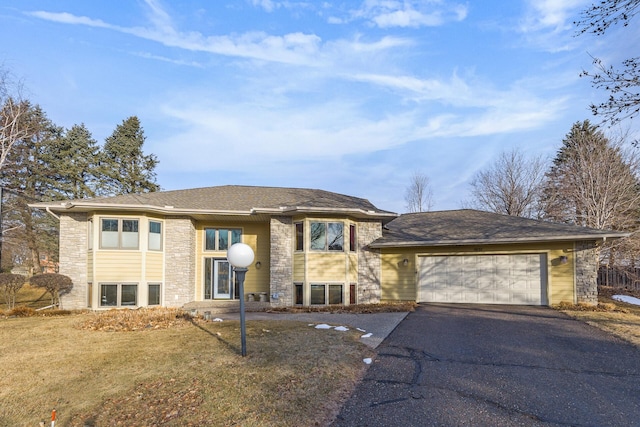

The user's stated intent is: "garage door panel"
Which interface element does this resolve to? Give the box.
[418,254,547,305]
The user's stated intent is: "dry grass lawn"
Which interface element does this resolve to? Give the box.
[557,286,640,347]
[0,309,373,427]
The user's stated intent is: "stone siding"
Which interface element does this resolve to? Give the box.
[164,217,196,307]
[357,220,383,304]
[269,216,293,307]
[575,240,600,305]
[58,213,88,310]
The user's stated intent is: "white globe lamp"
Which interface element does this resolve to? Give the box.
[226,243,255,357]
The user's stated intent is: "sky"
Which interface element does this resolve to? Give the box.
[0,0,638,213]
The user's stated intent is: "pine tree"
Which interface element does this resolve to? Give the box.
[101,116,160,195]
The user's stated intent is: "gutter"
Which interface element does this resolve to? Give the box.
[369,232,630,248]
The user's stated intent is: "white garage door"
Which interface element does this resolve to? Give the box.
[418,254,547,305]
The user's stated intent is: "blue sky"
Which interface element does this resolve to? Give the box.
[0,0,637,213]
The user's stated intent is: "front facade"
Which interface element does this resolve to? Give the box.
[34,186,626,310]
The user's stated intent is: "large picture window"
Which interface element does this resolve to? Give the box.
[310,222,343,251]
[205,228,242,251]
[101,218,139,249]
[100,283,138,307]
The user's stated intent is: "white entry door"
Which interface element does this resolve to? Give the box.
[204,258,233,299]
[418,254,547,305]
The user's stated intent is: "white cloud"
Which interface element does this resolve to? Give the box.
[518,0,591,51]
[348,0,468,28]
[28,6,404,67]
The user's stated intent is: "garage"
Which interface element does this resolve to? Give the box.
[418,254,548,305]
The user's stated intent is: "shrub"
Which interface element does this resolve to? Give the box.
[29,273,73,308]
[0,273,27,310]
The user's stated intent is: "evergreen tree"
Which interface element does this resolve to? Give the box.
[543,120,640,231]
[51,123,101,199]
[101,116,160,195]
[0,102,62,273]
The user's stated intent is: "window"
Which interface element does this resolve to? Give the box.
[295,222,304,251]
[101,218,139,249]
[149,221,162,251]
[349,224,356,252]
[148,283,161,306]
[88,219,94,250]
[310,222,343,251]
[310,283,343,305]
[205,228,242,251]
[294,283,303,305]
[100,283,138,307]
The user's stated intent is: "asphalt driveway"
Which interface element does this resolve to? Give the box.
[332,304,640,427]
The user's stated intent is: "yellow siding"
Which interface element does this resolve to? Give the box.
[381,242,576,305]
[306,252,347,281]
[348,253,358,283]
[145,252,164,281]
[94,251,144,282]
[87,251,94,280]
[293,252,305,282]
[194,222,270,299]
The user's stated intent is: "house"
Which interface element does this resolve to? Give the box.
[30,185,627,310]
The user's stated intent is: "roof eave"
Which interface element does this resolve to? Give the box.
[369,233,631,248]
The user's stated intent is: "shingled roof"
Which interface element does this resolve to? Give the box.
[370,209,629,247]
[32,185,396,219]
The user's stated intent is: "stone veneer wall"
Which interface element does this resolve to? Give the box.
[58,213,88,310]
[269,216,293,307]
[357,220,383,304]
[164,216,196,307]
[575,240,600,305]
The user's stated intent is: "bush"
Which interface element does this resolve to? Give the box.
[0,273,27,310]
[29,273,73,308]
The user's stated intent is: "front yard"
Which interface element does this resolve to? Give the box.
[0,309,373,427]
[557,286,640,347]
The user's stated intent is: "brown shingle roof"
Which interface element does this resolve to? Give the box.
[33,185,395,217]
[371,209,629,247]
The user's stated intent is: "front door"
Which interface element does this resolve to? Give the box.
[204,258,233,299]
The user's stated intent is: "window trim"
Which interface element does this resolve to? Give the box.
[349,224,356,252]
[99,282,138,307]
[204,228,243,251]
[100,218,140,250]
[295,222,304,251]
[310,221,344,252]
[148,283,162,306]
[148,220,163,251]
[310,282,344,305]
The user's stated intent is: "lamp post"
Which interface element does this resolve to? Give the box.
[227,242,254,357]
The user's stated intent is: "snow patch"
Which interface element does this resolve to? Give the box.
[361,333,373,338]
[363,358,372,364]
[613,295,640,306]
[315,324,332,329]
[213,318,223,322]
[334,326,349,331]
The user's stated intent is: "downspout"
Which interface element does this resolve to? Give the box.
[46,207,60,220]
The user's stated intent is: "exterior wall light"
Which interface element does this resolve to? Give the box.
[255,261,262,269]
[559,255,568,264]
[403,258,409,266]
[227,243,255,357]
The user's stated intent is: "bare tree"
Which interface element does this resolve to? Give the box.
[0,66,27,172]
[404,171,433,213]
[576,0,640,124]
[543,121,640,231]
[466,148,547,218]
